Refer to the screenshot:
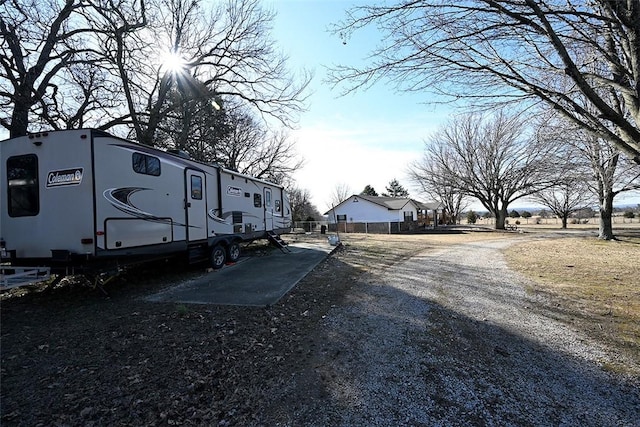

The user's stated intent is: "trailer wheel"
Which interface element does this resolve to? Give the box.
[210,245,226,270]
[226,242,241,263]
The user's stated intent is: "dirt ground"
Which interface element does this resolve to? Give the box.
[1,234,364,426]
[1,230,638,426]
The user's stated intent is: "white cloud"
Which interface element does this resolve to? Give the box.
[291,114,440,212]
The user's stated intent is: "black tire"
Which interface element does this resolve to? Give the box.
[226,242,241,263]
[210,244,226,270]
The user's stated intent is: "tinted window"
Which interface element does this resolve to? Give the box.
[132,152,161,176]
[191,175,202,200]
[7,155,39,217]
[254,193,262,208]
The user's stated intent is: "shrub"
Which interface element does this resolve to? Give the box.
[466,210,478,224]
[521,211,532,218]
[509,210,520,218]
[623,211,635,219]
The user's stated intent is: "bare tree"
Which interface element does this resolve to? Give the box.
[329,1,640,164]
[97,0,310,145]
[157,100,303,184]
[580,133,640,240]
[408,155,470,225]
[533,179,594,229]
[329,183,352,208]
[2,0,309,148]
[0,0,135,137]
[421,110,557,230]
[537,111,640,239]
[214,110,304,183]
[288,187,321,222]
[156,91,231,157]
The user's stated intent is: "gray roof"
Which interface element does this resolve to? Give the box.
[352,195,442,211]
[325,195,442,215]
[357,195,411,210]
[415,200,444,211]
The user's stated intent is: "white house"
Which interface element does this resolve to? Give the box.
[326,195,441,225]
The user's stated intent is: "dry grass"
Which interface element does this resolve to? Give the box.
[504,234,640,362]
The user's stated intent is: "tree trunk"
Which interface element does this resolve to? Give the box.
[561,215,568,229]
[598,193,615,240]
[9,93,31,138]
[495,208,508,230]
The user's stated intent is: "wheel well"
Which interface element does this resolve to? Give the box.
[209,237,242,250]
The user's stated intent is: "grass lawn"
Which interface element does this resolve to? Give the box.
[504,232,640,373]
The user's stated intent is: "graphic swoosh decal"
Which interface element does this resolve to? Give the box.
[208,210,261,224]
[104,187,191,227]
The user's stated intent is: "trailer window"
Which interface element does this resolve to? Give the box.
[191,175,202,200]
[7,155,39,217]
[132,153,161,176]
[253,193,262,208]
[265,189,272,207]
[275,199,281,212]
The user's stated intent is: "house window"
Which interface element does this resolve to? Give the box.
[132,152,161,176]
[336,214,347,222]
[403,211,414,221]
[7,155,39,217]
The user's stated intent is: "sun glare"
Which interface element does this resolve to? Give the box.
[161,51,187,73]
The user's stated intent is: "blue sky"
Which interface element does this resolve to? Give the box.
[268,0,451,211]
[269,0,640,211]
[3,0,636,212]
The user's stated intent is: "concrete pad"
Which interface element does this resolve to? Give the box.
[145,241,337,307]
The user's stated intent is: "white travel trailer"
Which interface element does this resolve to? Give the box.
[0,129,291,274]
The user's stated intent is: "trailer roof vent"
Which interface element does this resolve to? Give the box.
[167,149,190,159]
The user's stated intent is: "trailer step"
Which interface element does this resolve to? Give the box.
[267,231,291,253]
[1,266,51,290]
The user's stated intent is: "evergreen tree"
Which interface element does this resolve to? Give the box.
[382,179,409,198]
[466,210,478,224]
[360,185,379,196]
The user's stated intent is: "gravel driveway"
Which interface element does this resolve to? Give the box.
[305,238,640,426]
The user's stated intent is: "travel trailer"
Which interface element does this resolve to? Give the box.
[1,129,291,276]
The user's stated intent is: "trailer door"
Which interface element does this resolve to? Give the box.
[186,169,207,241]
[264,187,273,231]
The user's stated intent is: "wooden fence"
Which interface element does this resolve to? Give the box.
[327,220,425,234]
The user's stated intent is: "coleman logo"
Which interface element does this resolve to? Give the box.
[47,168,84,188]
[226,186,242,196]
